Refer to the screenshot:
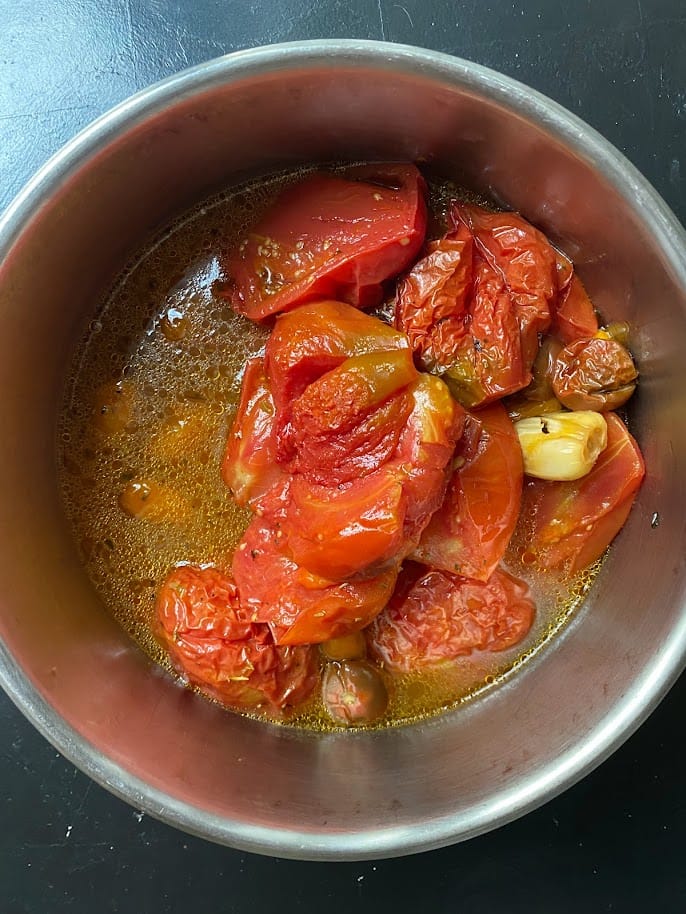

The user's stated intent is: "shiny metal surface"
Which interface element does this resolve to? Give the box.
[0,40,684,861]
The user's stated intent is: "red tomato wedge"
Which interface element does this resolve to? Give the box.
[232,489,397,645]
[454,203,555,369]
[287,349,417,485]
[283,471,406,581]
[367,564,535,672]
[156,565,318,713]
[221,358,284,507]
[521,412,645,573]
[266,299,410,416]
[395,373,467,543]
[413,403,523,581]
[223,164,427,320]
[552,251,599,343]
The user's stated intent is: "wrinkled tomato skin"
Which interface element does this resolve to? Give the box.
[395,223,473,365]
[551,337,638,412]
[367,564,535,673]
[413,403,523,581]
[552,252,599,343]
[287,349,417,485]
[232,510,398,646]
[395,219,528,409]
[155,565,318,715]
[397,203,557,408]
[279,373,464,583]
[454,203,555,370]
[223,164,427,321]
[265,300,411,418]
[221,358,284,507]
[521,412,645,574]
[290,391,414,486]
[441,251,526,407]
[290,350,418,440]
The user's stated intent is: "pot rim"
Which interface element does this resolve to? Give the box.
[1,39,685,861]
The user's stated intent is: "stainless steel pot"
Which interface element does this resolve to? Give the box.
[0,40,684,861]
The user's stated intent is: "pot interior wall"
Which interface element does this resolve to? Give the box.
[0,50,685,857]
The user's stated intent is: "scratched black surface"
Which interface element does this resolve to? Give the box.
[1,1,685,911]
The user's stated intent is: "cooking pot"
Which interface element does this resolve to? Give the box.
[0,40,684,861]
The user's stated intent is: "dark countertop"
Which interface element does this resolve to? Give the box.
[1,2,685,911]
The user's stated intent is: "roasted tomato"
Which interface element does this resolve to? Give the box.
[441,249,526,407]
[321,660,389,727]
[551,251,599,343]
[279,373,463,583]
[265,299,411,416]
[454,203,555,369]
[287,349,417,484]
[290,391,413,485]
[155,565,318,714]
[367,564,535,672]
[396,213,533,408]
[232,509,398,646]
[223,164,427,320]
[551,337,638,411]
[221,358,284,507]
[413,403,523,581]
[521,412,645,574]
